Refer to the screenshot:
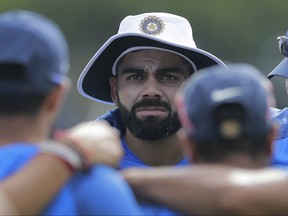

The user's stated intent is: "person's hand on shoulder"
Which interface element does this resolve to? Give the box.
[61,121,123,168]
[39,121,123,171]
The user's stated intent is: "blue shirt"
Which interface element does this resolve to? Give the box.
[97,108,190,169]
[270,107,288,165]
[0,143,142,215]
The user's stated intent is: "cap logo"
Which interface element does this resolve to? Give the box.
[220,120,241,139]
[140,15,165,36]
[211,87,243,102]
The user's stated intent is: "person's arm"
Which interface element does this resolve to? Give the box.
[0,120,122,215]
[122,165,288,215]
[0,154,72,215]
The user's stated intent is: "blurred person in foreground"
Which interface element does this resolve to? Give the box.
[0,121,127,215]
[78,12,226,169]
[123,63,288,215]
[0,9,142,215]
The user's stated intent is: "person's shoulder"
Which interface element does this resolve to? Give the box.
[141,202,182,216]
[0,143,38,152]
[270,107,288,139]
[270,107,288,118]
[97,109,115,121]
[0,143,39,164]
[96,109,120,121]
[41,181,77,215]
[0,143,39,181]
[73,165,142,215]
[77,165,125,188]
[96,108,126,135]
[72,165,125,196]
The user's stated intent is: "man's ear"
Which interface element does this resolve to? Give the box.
[110,76,119,106]
[177,128,197,163]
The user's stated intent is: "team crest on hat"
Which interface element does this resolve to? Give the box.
[140,15,165,36]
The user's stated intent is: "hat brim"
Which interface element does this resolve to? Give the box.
[267,58,288,79]
[78,33,226,105]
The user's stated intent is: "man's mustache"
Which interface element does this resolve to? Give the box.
[132,99,171,112]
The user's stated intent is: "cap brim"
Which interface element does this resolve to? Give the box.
[77,33,226,104]
[267,58,288,79]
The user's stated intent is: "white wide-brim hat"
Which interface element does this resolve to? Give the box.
[78,12,227,105]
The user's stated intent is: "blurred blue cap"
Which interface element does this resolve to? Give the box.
[0,10,69,94]
[176,63,274,141]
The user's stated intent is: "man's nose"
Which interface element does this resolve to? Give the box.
[141,77,162,99]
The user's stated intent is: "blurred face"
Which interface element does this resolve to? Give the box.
[110,49,193,141]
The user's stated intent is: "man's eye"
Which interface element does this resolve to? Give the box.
[127,75,143,80]
[161,75,177,81]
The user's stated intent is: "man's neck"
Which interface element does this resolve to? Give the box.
[199,153,269,169]
[125,129,185,166]
[0,116,47,145]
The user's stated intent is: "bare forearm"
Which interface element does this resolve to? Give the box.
[219,177,288,215]
[122,165,235,215]
[0,187,19,215]
[123,165,288,215]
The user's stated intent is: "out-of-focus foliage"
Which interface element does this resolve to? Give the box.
[1,0,287,128]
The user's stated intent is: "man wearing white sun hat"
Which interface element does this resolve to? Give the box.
[78,12,227,169]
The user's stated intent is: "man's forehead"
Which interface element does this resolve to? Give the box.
[120,49,184,61]
[117,49,192,70]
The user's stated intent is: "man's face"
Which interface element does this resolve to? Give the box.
[110,49,193,141]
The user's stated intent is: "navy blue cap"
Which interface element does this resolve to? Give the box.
[0,10,69,94]
[176,63,275,141]
[267,30,288,79]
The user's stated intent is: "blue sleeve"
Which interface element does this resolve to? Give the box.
[73,165,143,215]
[270,108,288,165]
[42,185,77,216]
[271,137,288,165]
[270,107,288,139]
[140,202,183,216]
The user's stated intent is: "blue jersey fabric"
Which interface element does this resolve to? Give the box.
[97,108,190,169]
[0,143,142,215]
[270,107,288,165]
[71,165,142,215]
[120,136,190,169]
[140,202,182,215]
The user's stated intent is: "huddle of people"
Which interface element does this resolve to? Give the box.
[0,8,288,215]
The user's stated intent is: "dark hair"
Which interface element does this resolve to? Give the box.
[0,63,54,116]
[0,93,50,116]
[193,103,270,162]
[195,136,269,163]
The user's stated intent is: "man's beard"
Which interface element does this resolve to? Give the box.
[118,98,181,141]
